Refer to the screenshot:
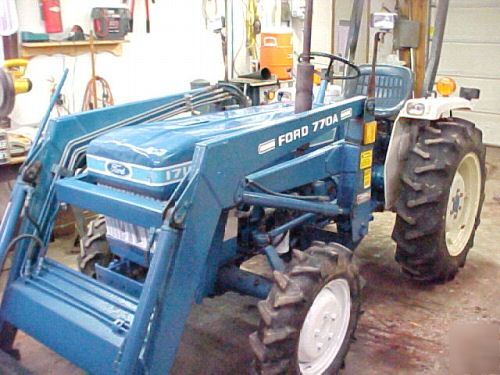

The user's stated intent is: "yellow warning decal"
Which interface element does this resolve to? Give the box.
[363,168,372,189]
[363,121,377,145]
[360,150,373,170]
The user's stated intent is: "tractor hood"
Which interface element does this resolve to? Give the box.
[86,103,294,200]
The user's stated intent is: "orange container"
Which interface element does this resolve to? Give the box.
[260,29,293,80]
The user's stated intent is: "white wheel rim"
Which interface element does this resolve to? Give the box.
[298,279,351,374]
[445,152,481,256]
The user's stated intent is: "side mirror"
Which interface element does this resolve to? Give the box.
[371,12,397,32]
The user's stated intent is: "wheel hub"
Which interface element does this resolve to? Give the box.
[298,279,351,374]
[449,174,465,218]
[445,152,481,257]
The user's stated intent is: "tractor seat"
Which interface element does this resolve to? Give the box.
[344,64,413,118]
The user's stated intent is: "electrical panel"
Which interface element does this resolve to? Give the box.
[394,19,420,49]
[291,0,305,19]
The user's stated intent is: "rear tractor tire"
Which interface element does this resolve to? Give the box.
[250,242,361,374]
[77,215,112,278]
[393,117,486,282]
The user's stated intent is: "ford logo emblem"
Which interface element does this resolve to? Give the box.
[106,162,130,177]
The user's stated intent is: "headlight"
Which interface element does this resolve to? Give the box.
[406,102,426,116]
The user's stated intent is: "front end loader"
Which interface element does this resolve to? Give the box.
[0,80,371,374]
[0,0,486,374]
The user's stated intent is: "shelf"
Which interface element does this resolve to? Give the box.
[21,40,128,58]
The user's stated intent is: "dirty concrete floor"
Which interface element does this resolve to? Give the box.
[4,147,500,375]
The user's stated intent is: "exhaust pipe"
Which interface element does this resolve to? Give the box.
[238,68,272,80]
[295,0,314,113]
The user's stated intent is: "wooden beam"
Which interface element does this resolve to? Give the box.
[399,0,429,96]
[412,0,429,97]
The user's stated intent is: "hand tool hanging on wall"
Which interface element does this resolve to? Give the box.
[129,0,134,31]
[145,0,150,33]
[129,0,151,33]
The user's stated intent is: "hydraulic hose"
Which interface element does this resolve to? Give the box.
[216,82,250,108]
[1,234,44,273]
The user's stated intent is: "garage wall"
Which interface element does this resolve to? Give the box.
[438,0,500,146]
[12,0,225,127]
[14,0,497,146]
[12,0,398,128]
[290,0,397,69]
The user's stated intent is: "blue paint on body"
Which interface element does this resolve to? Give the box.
[0,85,377,375]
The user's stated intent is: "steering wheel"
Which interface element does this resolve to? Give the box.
[298,52,361,80]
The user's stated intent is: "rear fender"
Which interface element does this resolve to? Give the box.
[384,97,473,210]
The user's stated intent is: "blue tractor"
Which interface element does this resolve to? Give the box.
[0,1,485,374]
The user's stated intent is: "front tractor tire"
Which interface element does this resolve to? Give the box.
[393,117,486,282]
[77,215,112,278]
[250,242,361,375]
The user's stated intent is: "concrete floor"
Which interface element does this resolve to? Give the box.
[3,147,500,374]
